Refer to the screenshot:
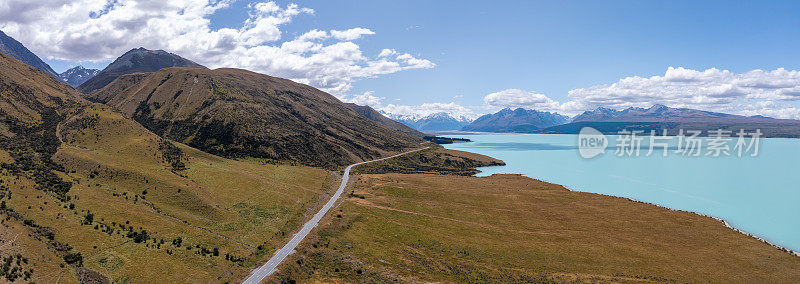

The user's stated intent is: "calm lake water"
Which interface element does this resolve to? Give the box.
[442,133,800,252]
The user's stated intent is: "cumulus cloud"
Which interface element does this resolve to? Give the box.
[483,89,561,112]
[336,90,482,121]
[565,67,800,118]
[378,49,396,57]
[346,66,800,121]
[365,67,800,122]
[0,0,434,94]
[353,66,800,121]
[479,67,800,119]
[341,90,481,121]
[737,101,800,119]
[330,28,375,41]
[337,91,384,108]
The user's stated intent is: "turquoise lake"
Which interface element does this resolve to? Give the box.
[442,133,800,252]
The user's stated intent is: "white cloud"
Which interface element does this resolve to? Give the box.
[0,0,434,94]
[336,89,484,121]
[344,66,800,122]
[378,49,396,57]
[337,91,384,108]
[338,89,480,122]
[483,89,561,112]
[330,28,375,41]
[565,67,800,118]
[478,67,800,119]
[737,101,800,119]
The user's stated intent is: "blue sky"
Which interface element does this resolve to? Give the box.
[4,0,800,119]
[275,0,800,111]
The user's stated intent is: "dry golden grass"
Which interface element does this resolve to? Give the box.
[434,147,504,164]
[0,204,78,283]
[0,149,11,163]
[2,104,334,283]
[0,52,85,124]
[276,173,800,283]
[354,147,505,176]
[93,67,422,168]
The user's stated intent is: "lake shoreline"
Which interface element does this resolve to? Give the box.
[444,133,800,256]
[426,130,800,139]
[483,170,800,258]
[558,184,800,257]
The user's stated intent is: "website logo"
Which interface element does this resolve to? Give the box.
[578,127,607,159]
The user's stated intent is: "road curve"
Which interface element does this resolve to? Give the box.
[242,147,428,284]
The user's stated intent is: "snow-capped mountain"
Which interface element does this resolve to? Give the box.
[384,112,472,131]
[59,66,100,87]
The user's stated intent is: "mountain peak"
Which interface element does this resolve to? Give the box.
[497,107,514,114]
[106,48,193,72]
[391,112,470,131]
[78,48,206,93]
[124,47,169,56]
[462,108,568,132]
[65,65,89,71]
[59,65,100,87]
[650,103,668,109]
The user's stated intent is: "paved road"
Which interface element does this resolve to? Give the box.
[242,148,427,284]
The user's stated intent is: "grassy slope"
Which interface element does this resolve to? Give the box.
[0,52,85,124]
[84,73,149,104]
[2,104,333,282]
[94,67,422,168]
[0,208,79,283]
[276,173,800,283]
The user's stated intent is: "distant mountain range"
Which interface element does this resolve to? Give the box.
[376,104,800,137]
[542,105,800,138]
[572,104,772,123]
[58,66,100,87]
[393,112,471,131]
[77,47,206,93]
[462,108,568,132]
